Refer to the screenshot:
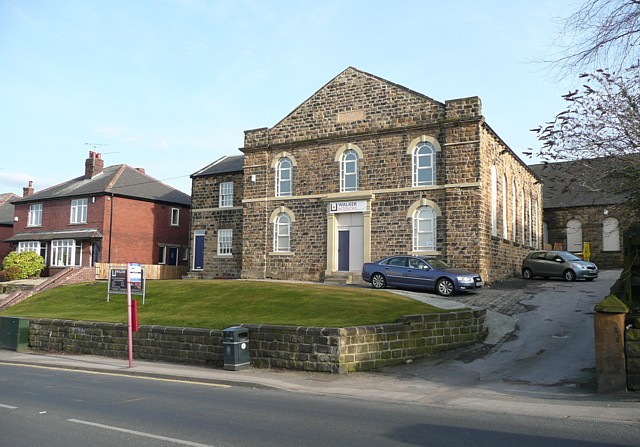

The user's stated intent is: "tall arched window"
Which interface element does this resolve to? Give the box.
[566,219,583,252]
[413,206,436,251]
[502,175,508,239]
[603,217,620,251]
[341,150,359,192]
[511,181,517,240]
[276,157,292,197]
[274,213,291,252]
[491,166,498,236]
[520,188,526,245]
[528,194,533,247]
[413,142,436,186]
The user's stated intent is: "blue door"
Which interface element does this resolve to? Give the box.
[338,230,350,271]
[193,232,205,270]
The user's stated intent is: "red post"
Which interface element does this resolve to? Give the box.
[132,300,139,332]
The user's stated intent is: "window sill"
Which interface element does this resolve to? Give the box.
[269,251,295,256]
[410,250,441,256]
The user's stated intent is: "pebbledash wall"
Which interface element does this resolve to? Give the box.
[189,67,541,285]
[27,308,487,373]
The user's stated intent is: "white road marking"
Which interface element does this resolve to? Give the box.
[0,403,18,409]
[68,419,217,447]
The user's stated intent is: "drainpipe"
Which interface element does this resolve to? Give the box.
[108,193,114,263]
[263,149,269,279]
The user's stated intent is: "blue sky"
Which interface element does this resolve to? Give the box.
[0,0,579,195]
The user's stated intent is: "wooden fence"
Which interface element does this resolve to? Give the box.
[95,263,188,280]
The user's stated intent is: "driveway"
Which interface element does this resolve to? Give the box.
[379,270,621,394]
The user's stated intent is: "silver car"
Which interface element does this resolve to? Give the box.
[522,250,598,281]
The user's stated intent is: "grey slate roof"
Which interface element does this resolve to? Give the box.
[11,165,191,206]
[0,193,18,225]
[191,155,244,178]
[530,159,628,209]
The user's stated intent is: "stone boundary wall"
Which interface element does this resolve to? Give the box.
[626,327,640,390]
[27,309,487,373]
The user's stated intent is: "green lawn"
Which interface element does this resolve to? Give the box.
[0,280,447,329]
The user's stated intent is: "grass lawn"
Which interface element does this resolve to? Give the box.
[0,280,448,329]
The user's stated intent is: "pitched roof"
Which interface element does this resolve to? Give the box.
[0,193,19,225]
[530,158,628,209]
[11,165,191,206]
[5,228,103,242]
[191,155,244,178]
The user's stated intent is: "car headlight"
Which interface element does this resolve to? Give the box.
[457,276,474,284]
[573,263,587,270]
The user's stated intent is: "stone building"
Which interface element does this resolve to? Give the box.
[189,67,542,284]
[530,158,629,269]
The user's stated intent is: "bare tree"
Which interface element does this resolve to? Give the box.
[551,0,640,75]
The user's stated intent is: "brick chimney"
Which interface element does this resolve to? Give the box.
[85,151,104,179]
[23,180,34,197]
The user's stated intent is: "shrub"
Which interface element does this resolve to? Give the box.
[2,251,45,280]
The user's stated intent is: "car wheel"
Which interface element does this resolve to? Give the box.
[563,269,576,281]
[436,278,454,296]
[522,268,534,280]
[371,273,387,289]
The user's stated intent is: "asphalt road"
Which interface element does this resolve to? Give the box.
[380,270,621,395]
[1,363,639,447]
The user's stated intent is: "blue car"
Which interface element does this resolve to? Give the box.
[362,255,483,296]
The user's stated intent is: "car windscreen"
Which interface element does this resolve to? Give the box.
[424,259,450,269]
[561,252,583,262]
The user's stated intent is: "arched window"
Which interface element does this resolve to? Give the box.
[413,142,436,186]
[520,188,526,245]
[543,221,549,247]
[566,219,583,252]
[511,181,517,240]
[502,175,508,239]
[603,217,620,251]
[491,166,498,236]
[276,157,292,197]
[341,150,359,192]
[413,206,436,251]
[528,194,533,247]
[274,213,291,252]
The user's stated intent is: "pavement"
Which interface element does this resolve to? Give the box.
[1,274,640,424]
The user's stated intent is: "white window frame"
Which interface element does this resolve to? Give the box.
[413,206,436,251]
[276,158,293,197]
[70,198,88,224]
[217,229,233,256]
[219,182,233,208]
[158,246,167,264]
[28,203,42,227]
[51,239,81,267]
[17,241,46,261]
[171,208,180,226]
[340,150,359,192]
[413,142,436,187]
[603,217,620,252]
[274,213,291,252]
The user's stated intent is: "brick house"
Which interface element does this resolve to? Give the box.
[0,193,19,264]
[531,158,628,269]
[6,152,191,275]
[189,67,542,284]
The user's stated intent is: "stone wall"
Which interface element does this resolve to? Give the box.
[544,204,625,269]
[626,325,640,391]
[27,309,486,373]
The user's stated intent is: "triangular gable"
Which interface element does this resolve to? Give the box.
[265,67,445,145]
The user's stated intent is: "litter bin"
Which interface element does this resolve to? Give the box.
[223,326,250,371]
